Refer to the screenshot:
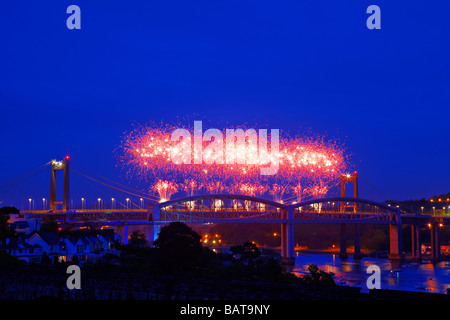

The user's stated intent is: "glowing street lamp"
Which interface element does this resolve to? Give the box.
[28,198,32,211]
[126,198,130,209]
[81,198,85,210]
[98,198,102,209]
[42,198,46,210]
[421,206,424,214]
[111,198,115,209]
[140,198,143,209]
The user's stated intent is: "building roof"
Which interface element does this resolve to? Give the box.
[0,238,41,250]
[33,232,60,245]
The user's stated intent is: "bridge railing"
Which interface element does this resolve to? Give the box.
[21,208,147,215]
[20,195,405,225]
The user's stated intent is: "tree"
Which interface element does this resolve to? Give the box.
[230,241,260,263]
[41,252,51,264]
[153,222,204,274]
[0,250,21,265]
[129,231,148,248]
[0,206,17,241]
[154,222,202,252]
[302,264,336,286]
[0,206,19,215]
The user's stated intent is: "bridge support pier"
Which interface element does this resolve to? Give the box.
[388,223,404,262]
[430,223,440,260]
[150,224,161,246]
[281,223,295,265]
[149,203,161,247]
[411,224,422,261]
[115,224,129,245]
[281,207,295,265]
[339,223,348,259]
[353,224,362,259]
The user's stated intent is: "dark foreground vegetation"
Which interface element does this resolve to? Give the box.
[98,222,336,286]
[1,222,449,300]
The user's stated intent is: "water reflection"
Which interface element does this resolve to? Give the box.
[287,253,450,294]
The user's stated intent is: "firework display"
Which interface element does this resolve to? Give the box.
[117,122,348,202]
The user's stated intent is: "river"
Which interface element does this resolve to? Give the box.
[286,252,450,294]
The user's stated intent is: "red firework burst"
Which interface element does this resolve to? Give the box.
[117,122,349,202]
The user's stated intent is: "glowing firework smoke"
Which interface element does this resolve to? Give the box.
[152,179,178,202]
[117,121,348,202]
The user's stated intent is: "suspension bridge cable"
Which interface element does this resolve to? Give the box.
[358,175,394,200]
[0,161,51,188]
[70,168,157,202]
[358,186,384,202]
[0,164,50,193]
[70,161,160,201]
[359,175,420,214]
[71,161,158,199]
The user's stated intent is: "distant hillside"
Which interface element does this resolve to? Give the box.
[385,192,450,214]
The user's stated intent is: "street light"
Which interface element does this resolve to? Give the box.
[42,198,46,210]
[28,198,32,211]
[111,198,115,209]
[421,206,424,214]
[433,207,435,215]
[140,198,143,209]
[81,198,85,210]
[126,198,130,209]
[98,198,102,209]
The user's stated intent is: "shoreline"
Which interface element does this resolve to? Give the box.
[217,245,450,261]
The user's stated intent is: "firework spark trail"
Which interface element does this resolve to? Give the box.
[116,122,349,202]
[152,179,178,202]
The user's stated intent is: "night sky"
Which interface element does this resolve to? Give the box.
[1,1,449,209]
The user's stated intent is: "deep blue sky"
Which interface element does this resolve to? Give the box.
[1,1,449,209]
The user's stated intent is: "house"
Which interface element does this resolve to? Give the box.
[66,236,91,263]
[27,232,63,263]
[26,230,116,264]
[8,213,40,235]
[87,234,112,261]
[0,238,42,263]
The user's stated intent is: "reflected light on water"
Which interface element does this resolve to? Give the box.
[287,253,450,294]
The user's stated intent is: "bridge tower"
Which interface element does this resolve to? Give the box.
[340,171,358,203]
[339,171,361,259]
[49,156,70,212]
